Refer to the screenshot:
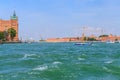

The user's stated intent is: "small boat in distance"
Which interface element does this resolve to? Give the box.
[75,42,93,46]
[74,26,94,46]
[106,41,115,43]
[115,41,120,43]
[106,40,120,44]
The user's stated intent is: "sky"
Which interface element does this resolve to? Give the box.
[0,0,120,41]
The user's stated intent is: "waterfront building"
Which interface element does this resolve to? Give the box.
[46,38,70,42]
[0,11,18,41]
[46,34,120,42]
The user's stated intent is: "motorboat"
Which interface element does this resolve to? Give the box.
[75,42,93,46]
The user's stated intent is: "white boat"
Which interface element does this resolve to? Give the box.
[106,41,115,43]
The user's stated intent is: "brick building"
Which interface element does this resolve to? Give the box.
[0,11,18,41]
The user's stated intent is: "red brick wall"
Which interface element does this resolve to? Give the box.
[0,19,18,41]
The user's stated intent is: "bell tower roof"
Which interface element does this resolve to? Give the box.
[11,11,18,20]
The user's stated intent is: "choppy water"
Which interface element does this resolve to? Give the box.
[0,42,120,80]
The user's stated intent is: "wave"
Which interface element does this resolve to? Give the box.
[33,61,62,71]
[22,54,39,59]
[103,66,111,72]
[104,60,114,64]
[33,65,48,71]
[52,61,62,64]
[78,57,85,61]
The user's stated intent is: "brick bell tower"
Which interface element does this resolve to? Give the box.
[10,11,19,41]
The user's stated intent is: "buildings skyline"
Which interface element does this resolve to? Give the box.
[0,11,120,42]
[46,34,120,42]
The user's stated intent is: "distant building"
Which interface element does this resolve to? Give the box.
[46,38,70,42]
[46,34,120,42]
[0,11,18,41]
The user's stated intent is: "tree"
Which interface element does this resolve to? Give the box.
[87,37,97,41]
[99,34,108,37]
[8,28,16,41]
[3,31,9,41]
[83,37,87,41]
[115,39,118,41]
[0,31,5,41]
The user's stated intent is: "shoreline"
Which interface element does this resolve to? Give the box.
[0,41,22,44]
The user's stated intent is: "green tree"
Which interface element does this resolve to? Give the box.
[115,39,118,41]
[87,37,97,41]
[83,37,87,41]
[3,31,9,41]
[0,31,5,41]
[8,28,16,41]
[99,35,108,37]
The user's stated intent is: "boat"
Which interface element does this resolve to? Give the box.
[74,26,93,46]
[115,41,120,43]
[106,41,115,43]
[75,42,93,46]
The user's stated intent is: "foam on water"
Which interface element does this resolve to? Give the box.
[22,54,38,59]
[51,61,62,68]
[52,61,62,64]
[104,60,114,64]
[78,57,85,61]
[103,66,112,72]
[33,65,48,71]
[33,61,62,71]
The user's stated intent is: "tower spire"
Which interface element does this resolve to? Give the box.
[11,11,18,20]
[13,10,16,17]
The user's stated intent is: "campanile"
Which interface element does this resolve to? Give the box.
[0,11,18,41]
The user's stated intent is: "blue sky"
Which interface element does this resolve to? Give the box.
[0,0,120,40]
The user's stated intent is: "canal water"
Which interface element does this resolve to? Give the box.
[0,42,120,80]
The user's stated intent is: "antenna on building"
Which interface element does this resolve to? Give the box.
[101,29,104,35]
